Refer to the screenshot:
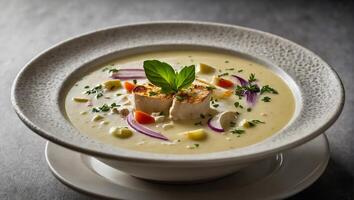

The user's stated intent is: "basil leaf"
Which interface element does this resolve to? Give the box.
[176,65,195,90]
[143,60,177,92]
[143,60,196,93]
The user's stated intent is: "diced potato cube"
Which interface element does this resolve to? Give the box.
[187,129,207,141]
[73,97,89,102]
[109,127,133,138]
[103,80,121,90]
[199,63,216,74]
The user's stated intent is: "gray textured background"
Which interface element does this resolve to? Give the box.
[1,0,353,199]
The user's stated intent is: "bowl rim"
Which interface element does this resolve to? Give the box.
[11,21,345,164]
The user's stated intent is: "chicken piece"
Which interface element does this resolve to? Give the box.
[133,84,173,114]
[169,84,212,120]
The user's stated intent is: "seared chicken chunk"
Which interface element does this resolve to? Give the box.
[133,84,173,114]
[169,85,212,120]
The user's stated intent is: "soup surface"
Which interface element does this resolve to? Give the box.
[65,50,295,154]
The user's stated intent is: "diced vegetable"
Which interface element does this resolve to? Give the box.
[73,97,89,102]
[92,115,104,121]
[103,80,121,90]
[110,68,146,80]
[187,129,207,141]
[199,63,216,74]
[213,77,234,88]
[134,110,155,124]
[232,75,248,86]
[127,113,168,141]
[124,81,136,93]
[109,127,133,138]
[213,88,233,99]
[239,119,252,128]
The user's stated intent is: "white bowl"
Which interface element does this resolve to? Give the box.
[11,21,344,182]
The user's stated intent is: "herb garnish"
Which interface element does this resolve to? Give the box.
[85,85,104,99]
[92,103,120,113]
[200,114,205,119]
[247,108,252,112]
[194,143,200,148]
[231,129,245,136]
[143,60,195,94]
[225,68,235,71]
[218,72,229,77]
[238,69,243,73]
[234,102,244,109]
[248,120,265,127]
[108,68,119,73]
[248,73,257,83]
[260,85,278,95]
[133,79,137,84]
[84,85,90,89]
[261,96,271,102]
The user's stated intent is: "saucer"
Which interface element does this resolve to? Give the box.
[45,134,329,200]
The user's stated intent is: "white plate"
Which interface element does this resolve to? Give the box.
[46,134,329,200]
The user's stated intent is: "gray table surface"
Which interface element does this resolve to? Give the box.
[1,0,353,199]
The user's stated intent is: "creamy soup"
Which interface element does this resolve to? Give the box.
[65,51,295,154]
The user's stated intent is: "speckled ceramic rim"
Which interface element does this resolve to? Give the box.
[11,21,344,164]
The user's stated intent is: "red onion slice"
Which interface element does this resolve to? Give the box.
[232,75,248,86]
[126,113,169,141]
[207,118,225,133]
[245,90,258,106]
[110,68,146,80]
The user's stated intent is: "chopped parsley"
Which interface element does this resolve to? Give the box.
[225,68,235,71]
[261,96,271,102]
[247,108,252,112]
[248,73,256,82]
[85,84,104,99]
[194,143,200,148]
[225,60,229,63]
[218,72,229,77]
[234,102,244,109]
[92,103,120,113]
[231,129,245,136]
[248,119,265,127]
[238,69,243,73]
[133,79,137,84]
[84,85,90,89]
[200,114,205,119]
[260,85,278,95]
[108,68,119,73]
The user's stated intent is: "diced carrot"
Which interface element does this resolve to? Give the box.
[217,78,234,88]
[134,110,155,124]
[124,81,136,93]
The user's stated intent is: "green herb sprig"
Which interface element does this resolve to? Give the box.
[143,60,195,94]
